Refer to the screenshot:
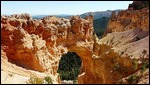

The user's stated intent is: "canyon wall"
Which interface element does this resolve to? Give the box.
[104,7,149,35]
[1,4,149,84]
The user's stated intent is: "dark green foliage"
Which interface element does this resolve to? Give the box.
[137,1,149,10]
[140,49,149,72]
[134,1,149,10]
[57,52,82,80]
[141,60,149,72]
[93,17,109,37]
[127,74,139,84]
[44,76,53,84]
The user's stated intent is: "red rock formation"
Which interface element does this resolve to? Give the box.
[1,11,149,84]
[104,7,149,35]
[102,5,149,83]
[1,14,94,83]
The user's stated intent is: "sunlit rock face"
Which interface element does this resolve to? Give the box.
[1,14,95,83]
[99,5,149,84]
[95,28,149,84]
[1,6,149,84]
[104,7,149,35]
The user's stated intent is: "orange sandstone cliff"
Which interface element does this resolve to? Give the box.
[104,7,149,34]
[1,4,149,84]
[1,14,95,83]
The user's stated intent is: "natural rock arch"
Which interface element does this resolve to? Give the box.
[1,14,130,84]
[1,14,95,83]
[2,13,147,84]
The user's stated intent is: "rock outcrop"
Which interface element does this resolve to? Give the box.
[104,6,149,35]
[1,14,94,83]
[1,5,149,84]
[100,4,149,83]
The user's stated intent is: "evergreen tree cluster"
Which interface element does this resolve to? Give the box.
[93,17,109,37]
[136,1,149,10]
[57,52,82,80]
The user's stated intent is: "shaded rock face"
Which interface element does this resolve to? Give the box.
[128,1,149,10]
[104,7,149,35]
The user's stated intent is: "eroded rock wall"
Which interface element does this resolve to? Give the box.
[1,14,94,83]
[1,7,149,84]
[104,7,149,35]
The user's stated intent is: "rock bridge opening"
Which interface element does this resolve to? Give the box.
[57,52,82,83]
